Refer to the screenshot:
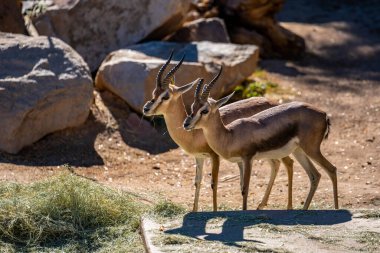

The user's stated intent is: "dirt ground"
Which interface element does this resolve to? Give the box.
[0,0,379,212]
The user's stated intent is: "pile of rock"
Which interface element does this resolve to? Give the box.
[28,0,304,72]
[181,0,305,58]
[0,0,303,153]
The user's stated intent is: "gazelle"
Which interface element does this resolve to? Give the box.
[143,52,294,211]
[183,69,339,210]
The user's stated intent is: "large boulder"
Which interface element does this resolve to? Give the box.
[95,41,259,112]
[0,33,93,154]
[167,18,231,43]
[32,0,191,72]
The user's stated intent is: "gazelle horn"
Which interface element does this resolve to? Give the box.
[162,54,185,88]
[156,50,174,88]
[201,65,223,101]
[194,78,204,100]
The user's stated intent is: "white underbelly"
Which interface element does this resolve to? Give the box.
[254,137,299,160]
[193,153,211,158]
[227,157,243,163]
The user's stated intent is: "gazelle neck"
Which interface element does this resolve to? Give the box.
[162,96,188,128]
[161,95,212,155]
[201,110,232,157]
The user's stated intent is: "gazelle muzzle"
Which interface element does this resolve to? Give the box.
[183,116,195,130]
[143,100,155,115]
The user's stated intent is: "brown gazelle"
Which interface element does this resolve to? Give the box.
[143,52,295,211]
[184,69,339,210]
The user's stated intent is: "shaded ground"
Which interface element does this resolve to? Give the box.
[0,0,379,214]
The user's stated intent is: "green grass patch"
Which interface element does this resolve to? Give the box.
[235,80,279,98]
[356,231,380,251]
[232,68,280,101]
[356,210,380,219]
[153,200,186,218]
[0,172,147,252]
[155,234,195,246]
[24,0,48,18]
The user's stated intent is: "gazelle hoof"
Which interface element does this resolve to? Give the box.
[257,203,266,210]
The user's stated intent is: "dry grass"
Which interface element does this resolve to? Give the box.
[0,172,147,252]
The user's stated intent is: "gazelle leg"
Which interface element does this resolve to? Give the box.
[193,157,205,212]
[305,150,339,209]
[242,158,253,210]
[237,162,244,193]
[210,154,220,212]
[281,156,294,210]
[257,159,280,210]
[292,148,321,210]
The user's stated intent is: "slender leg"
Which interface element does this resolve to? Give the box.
[242,158,252,210]
[292,148,321,210]
[237,162,244,193]
[193,157,205,212]
[257,159,280,210]
[281,156,294,210]
[210,154,220,212]
[305,150,339,209]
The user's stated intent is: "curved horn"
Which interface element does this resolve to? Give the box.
[156,50,174,88]
[201,65,223,101]
[162,54,185,88]
[194,78,204,100]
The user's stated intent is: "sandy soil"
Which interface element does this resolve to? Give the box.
[0,0,379,212]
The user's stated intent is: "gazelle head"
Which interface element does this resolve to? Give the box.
[183,66,234,130]
[143,51,199,116]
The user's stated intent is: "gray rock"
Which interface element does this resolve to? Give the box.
[95,41,259,112]
[32,0,191,72]
[0,33,93,154]
[167,18,230,43]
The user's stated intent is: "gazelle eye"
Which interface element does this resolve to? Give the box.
[162,93,169,100]
[200,109,208,115]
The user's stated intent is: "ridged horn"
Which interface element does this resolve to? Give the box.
[156,50,174,88]
[194,78,204,100]
[201,65,223,101]
[162,54,185,88]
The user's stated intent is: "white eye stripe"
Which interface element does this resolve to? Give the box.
[159,91,169,101]
[198,105,208,115]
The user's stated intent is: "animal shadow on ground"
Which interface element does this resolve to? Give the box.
[99,91,177,154]
[166,210,352,248]
[0,111,105,167]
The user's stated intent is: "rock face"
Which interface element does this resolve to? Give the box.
[32,0,191,72]
[0,33,93,154]
[0,0,27,34]
[219,0,305,58]
[95,41,259,112]
[229,26,274,58]
[167,18,230,43]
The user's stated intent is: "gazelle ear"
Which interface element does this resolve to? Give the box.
[175,78,200,95]
[215,92,235,108]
